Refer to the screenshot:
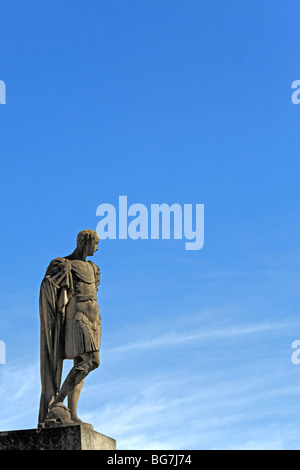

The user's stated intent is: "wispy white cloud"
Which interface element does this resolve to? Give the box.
[80,368,300,450]
[1,307,299,450]
[105,319,294,355]
[1,334,299,450]
[0,359,40,430]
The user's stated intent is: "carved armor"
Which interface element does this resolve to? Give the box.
[42,256,101,361]
[64,259,101,359]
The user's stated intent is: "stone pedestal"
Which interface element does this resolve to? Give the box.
[0,424,116,450]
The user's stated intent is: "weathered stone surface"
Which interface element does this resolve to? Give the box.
[39,230,103,428]
[0,424,116,450]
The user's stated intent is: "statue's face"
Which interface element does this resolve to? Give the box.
[87,238,99,256]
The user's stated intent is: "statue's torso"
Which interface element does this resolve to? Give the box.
[43,256,101,358]
[64,259,101,358]
[66,259,100,320]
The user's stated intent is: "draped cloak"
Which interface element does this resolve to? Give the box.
[38,258,74,424]
[38,257,101,424]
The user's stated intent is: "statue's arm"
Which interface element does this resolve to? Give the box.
[89,261,100,288]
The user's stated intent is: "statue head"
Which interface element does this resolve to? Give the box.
[76,229,99,257]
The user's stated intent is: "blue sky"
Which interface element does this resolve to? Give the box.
[0,0,299,450]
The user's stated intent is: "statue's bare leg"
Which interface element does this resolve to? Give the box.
[68,357,85,423]
[50,351,100,411]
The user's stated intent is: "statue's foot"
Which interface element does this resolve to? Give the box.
[70,415,84,423]
[70,414,93,430]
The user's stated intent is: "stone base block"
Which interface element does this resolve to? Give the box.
[0,424,116,450]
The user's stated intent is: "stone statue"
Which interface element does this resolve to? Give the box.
[38,230,101,427]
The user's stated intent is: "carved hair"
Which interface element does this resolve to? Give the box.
[77,229,99,248]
